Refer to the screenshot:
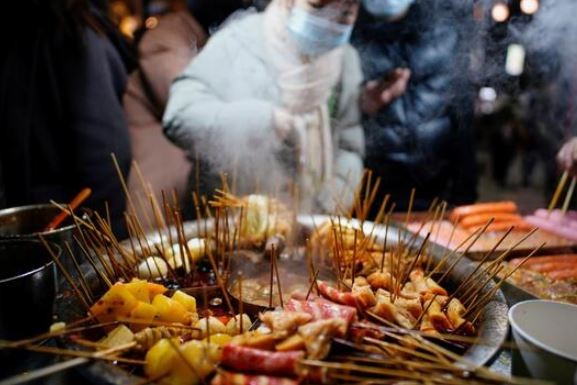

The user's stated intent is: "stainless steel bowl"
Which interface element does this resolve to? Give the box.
[0,204,90,273]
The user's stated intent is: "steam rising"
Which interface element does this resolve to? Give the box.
[516,0,577,131]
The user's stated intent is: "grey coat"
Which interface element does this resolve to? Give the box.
[163,13,364,213]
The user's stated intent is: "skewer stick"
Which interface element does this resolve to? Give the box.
[64,241,94,303]
[436,219,495,285]
[111,153,139,220]
[399,232,430,291]
[459,265,504,308]
[166,338,207,385]
[465,242,546,316]
[413,293,439,327]
[305,269,321,300]
[39,235,92,312]
[44,188,92,231]
[50,200,96,233]
[272,246,284,308]
[0,342,136,385]
[204,247,234,314]
[445,226,513,306]
[427,201,447,273]
[481,227,539,277]
[10,344,140,364]
[72,234,112,288]
[548,170,569,212]
[238,273,244,334]
[428,218,459,276]
[351,230,358,285]
[269,245,275,308]
[562,176,577,214]
[405,188,416,226]
[380,214,391,273]
[0,317,107,350]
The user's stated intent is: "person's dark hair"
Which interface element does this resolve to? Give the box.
[1,0,136,82]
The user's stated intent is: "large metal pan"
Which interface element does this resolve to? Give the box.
[54,215,508,384]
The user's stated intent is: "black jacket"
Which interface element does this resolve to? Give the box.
[352,1,477,212]
[0,7,132,236]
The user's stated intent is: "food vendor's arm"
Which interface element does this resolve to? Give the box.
[163,28,281,177]
[317,46,364,213]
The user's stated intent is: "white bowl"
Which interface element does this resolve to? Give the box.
[509,300,577,384]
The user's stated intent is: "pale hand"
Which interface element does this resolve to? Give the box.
[557,137,577,176]
[360,68,411,116]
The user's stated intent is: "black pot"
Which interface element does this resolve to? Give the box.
[0,239,58,341]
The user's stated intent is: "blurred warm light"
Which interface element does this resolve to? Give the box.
[145,17,159,29]
[520,0,539,15]
[120,16,139,38]
[492,2,510,22]
[479,87,497,102]
[505,44,526,76]
[110,1,129,18]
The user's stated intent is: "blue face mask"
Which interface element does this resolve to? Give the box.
[362,0,414,20]
[287,7,353,57]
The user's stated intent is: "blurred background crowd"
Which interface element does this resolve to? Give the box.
[0,0,576,237]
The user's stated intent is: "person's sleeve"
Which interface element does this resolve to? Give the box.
[317,47,365,213]
[67,29,132,235]
[162,29,282,178]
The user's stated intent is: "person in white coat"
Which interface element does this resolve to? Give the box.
[163,0,364,213]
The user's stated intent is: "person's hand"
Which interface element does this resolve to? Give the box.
[557,137,577,175]
[360,68,411,116]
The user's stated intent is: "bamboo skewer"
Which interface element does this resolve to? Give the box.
[238,273,244,333]
[166,338,207,385]
[436,218,495,285]
[0,342,136,385]
[44,188,92,231]
[305,269,321,300]
[272,245,284,308]
[444,226,514,307]
[64,241,94,303]
[269,246,275,308]
[548,170,569,212]
[39,235,92,313]
[562,176,577,214]
[380,214,391,273]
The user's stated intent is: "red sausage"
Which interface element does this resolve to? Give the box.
[450,201,517,223]
[546,268,577,281]
[285,297,357,326]
[221,345,303,376]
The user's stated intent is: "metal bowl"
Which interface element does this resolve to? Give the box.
[0,204,90,273]
[54,215,508,384]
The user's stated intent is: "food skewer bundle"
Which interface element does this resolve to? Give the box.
[4,166,544,385]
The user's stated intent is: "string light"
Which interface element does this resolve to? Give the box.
[520,0,539,15]
[492,2,510,22]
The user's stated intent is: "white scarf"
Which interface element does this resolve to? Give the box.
[263,0,342,199]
